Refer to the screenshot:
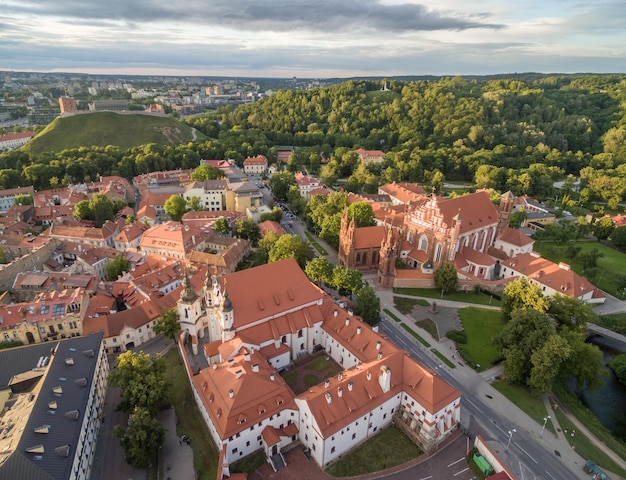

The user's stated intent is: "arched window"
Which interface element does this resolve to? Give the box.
[419,235,428,251]
[435,244,442,263]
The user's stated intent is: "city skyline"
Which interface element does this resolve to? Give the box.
[2,0,625,78]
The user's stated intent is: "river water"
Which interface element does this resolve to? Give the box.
[569,336,626,435]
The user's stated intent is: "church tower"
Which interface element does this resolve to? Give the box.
[220,287,236,342]
[177,270,205,354]
[378,225,398,288]
[497,191,515,236]
[338,209,356,267]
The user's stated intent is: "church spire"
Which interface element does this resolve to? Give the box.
[180,268,197,303]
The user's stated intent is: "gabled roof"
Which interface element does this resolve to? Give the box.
[432,191,498,235]
[216,258,324,329]
[353,226,385,249]
[497,227,534,247]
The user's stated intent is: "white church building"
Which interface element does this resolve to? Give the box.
[176,258,461,479]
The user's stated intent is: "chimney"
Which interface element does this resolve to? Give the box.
[348,381,353,391]
[252,363,259,373]
[338,372,343,381]
[366,370,372,381]
[229,389,234,398]
[270,372,275,381]
[345,317,350,326]
[324,379,330,389]
[348,309,353,316]
[376,340,382,350]
[228,359,234,367]
[372,325,379,333]
[333,309,338,317]
[337,387,343,398]
[235,369,243,379]
[378,365,391,393]
[244,352,251,362]
[325,392,332,404]
[377,351,383,360]
[212,362,217,370]
[356,326,362,335]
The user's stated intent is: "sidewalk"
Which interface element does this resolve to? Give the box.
[158,407,195,480]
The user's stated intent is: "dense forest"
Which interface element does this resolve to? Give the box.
[2,75,626,208]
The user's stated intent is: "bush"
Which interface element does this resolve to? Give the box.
[446,330,468,344]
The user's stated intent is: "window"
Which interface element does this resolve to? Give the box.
[231,448,238,454]
[57,324,63,331]
[352,433,356,440]
[331,446,336,454]
[298,330,303,338]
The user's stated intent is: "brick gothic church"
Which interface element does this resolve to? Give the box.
[339,190,515,284]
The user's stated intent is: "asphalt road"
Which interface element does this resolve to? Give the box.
[378,317,590,480]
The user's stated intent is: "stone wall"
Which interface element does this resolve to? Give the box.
[0,238,59,291]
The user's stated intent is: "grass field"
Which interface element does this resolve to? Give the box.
[24,111,197,154]
[417,319,439,340]
[533,240,626,297]
[596,313,626,334]
[394,296,429,314]
[394,287,501,307]
[304,231,327,256]
[400,324,431,347]
[491,381,552,428]
[383,309,402,323]
[325,426,423,476]
[457,307,505,371]
[163,349,218,480]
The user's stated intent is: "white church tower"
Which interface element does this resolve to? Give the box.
[177,270,205,354]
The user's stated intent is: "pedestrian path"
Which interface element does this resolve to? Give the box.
[158,407,195,480]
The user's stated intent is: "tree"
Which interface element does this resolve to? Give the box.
[0,246,6,264]
[164,194,187,222]
[114,406,165,469]
[190,163,224,181]
[90,194,118,228]
[528,334,571,395]
[547,294,597,329]
[13,192,33,205]
[610,225,626,248]
[492,309,556,386]
[609,354,626,385]
[73,200,94,221]
[105,254,130,281]
[187,195,202,211]
[108,351,168,414]
[593,216,615,241]
[214,217,231,235]
[235,218,260,245]
[580,247,604,271]
[305,257,334,285]
[434,262,457,294]
[501,278,549,321]
[509,209,528,229]
[152,308,181,341]
[268,234,312,268]
[331,265,363,297]
[125,214,137,225]
[560,328,606,392]
[258,230,279,253]
[564,241,581,261]
[355,285,381,326]
[270,171,295,201]
[346,202,376,227]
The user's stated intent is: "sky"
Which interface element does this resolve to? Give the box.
[1,0,626,78]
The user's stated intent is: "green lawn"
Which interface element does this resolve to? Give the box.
[533,240,626,297]
[230,451,266,476]
[491,381,553,432]
[283,371,297,387]
[431,349,456,368]
[554,410,626,479]
[309,355,333,371]
[325,426,423,476]
[394,296,429,314]
[417,319,439,340]
[304,231,328,256]
[457,307,505,371]
[400,324,431,347]
[383,309,402,323]
[596,313,626,334]
[553,383,626,477]
[394,288,501,307]
[163,349,218,480]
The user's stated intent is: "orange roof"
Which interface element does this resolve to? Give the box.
[217,258,324,329]
[378,182,426,203]
[243,155,268,165]
[258,220,286,238]
[353,226,385,249]
[192,350,297,438]
[498,227,534,247]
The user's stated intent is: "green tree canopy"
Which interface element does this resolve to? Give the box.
[235,218,260,245]
[164,194,187,222]
[190,163,225,181]
[609,353,626,385]
[547,294,598,329]
[501,278,549,321]
[331,265,363,296]
[305,257,334,285]
[610,225,626,247]
[213,217,231,235]
[528,334,571,396]
[105,254,130,281]
[270,171,296,201]
[346,201,376,227]
[434,262,458,294]
[114,406,165,469]
[355,285,381,326]
[108,351,168,414]
[153,308,181,341]
[268,233,312,268]
[593,216,615,240]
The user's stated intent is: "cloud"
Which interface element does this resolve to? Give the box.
[3,0,502,32]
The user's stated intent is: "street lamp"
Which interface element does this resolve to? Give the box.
[506,429,516,449]
[540,415,551,438]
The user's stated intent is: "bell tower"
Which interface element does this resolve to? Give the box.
[378,225,398,288]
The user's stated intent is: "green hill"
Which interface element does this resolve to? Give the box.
[24,112,197,154]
